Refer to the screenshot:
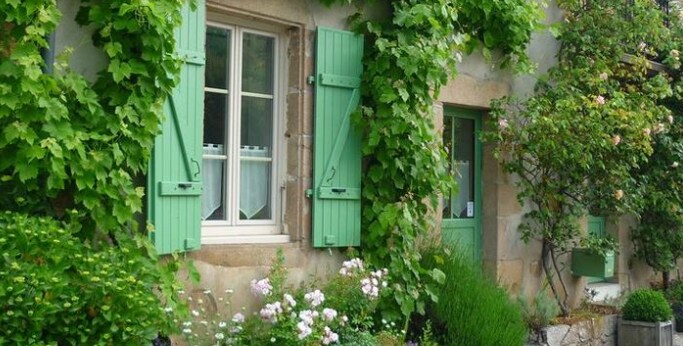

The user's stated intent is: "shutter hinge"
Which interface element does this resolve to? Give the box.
[306,75,315,85]
[305,189,313,198]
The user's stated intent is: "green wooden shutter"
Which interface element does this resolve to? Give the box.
[148,2,205,254]
[312,27,363,247]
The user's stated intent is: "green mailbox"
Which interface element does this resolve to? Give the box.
[571,249,615,278]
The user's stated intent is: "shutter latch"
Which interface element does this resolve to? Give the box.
[306,75,315,85]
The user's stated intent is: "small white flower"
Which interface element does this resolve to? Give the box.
[672,162,679,168]
[498,118,509,129]
[270,337,277,343]
[232,312,245,323]
[200,320,208,326]
[219,321,227,328]
[250,278,273,297]
[215,332,225,340]
[182,321,192,327]
[612,135,621,146]
[304,289,325,307]
[163,307,173,313]
[322,308,338,322]
[191,310,200,317]
[182,328,192,334]
[225,288,234,294]
[284,293,297,308]
[203,289,212,294]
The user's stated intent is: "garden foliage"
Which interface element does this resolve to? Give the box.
[417,245,528,346]
[622,289,673,322]
[0,212,181,344]
[631,99,683,285]
[483,0,683,314]
[177,253,412,346]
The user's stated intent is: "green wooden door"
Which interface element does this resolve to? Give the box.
[442,108,482,264]
[311,27,363,248]
[147,2,205,255]
[586,215,606,283]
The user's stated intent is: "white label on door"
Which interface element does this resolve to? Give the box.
[466,201,474,217]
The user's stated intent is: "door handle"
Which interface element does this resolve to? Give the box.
[331,188,346,193]
[178,183,192,189]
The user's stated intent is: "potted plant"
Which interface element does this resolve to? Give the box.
[662,280,683,332]
[571,235,617,278]
[619,288,674,346]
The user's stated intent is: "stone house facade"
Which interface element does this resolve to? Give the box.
[52,0,662,311]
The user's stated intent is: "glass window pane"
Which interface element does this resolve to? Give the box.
[206,26,230,89]
[239,95,273,221]
[239,155,271,220]
[204,92,228,154]
[242,33,274,94]
[240,96,273,150]
[442,116,453,218]
[452,118,475,219]
[202,158,226,220]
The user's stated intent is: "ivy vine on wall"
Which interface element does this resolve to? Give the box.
[0,0,184,238]
[321,0,543,321]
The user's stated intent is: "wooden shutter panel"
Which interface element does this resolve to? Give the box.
[312,27,363,248]
[148,1,205,254]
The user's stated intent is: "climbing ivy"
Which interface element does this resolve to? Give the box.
[321,0,543,322]
[0,0,185,237]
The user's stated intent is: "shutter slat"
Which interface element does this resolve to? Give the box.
[148,1,205,254]
[312,27,363,248]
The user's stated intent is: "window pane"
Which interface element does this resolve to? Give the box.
[242,33,274,94]
[206,26,230,89]
[240,96,273,149]
[204,92,228,153]
[239,95,273,221]
[239,155,271,220]
[202,157,226,220]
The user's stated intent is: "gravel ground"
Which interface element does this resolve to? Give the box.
[676,332,683,346]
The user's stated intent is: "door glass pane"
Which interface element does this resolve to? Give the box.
[206,26,230,89]
[242,33,274,94]
[239,96,273,220]
[444,117,475,219]
[442,116,454,218]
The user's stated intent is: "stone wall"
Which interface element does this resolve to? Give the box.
[528,315,618,346]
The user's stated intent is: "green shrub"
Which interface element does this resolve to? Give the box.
[622,289,673,322]
[517,289,560,334]
[418,245,528,346]
[0,212,182,345]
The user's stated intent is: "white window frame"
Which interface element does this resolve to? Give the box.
[201,17,288,244]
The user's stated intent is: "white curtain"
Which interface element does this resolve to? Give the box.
[239,146,270,219]
[202,144,224,220]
